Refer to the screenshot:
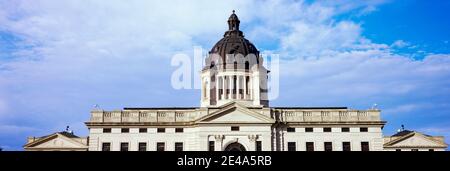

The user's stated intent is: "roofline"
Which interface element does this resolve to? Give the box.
[124,107,199,110]
[272,107,348,109]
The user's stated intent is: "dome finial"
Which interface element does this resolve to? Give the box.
[232,10,235,14]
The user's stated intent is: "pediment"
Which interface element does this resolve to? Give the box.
[25,133,87,149]
[197,102,275,124]
[386,133,447,148]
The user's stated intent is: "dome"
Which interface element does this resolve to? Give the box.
[208,11,260,66]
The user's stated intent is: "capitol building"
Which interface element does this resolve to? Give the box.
[24,12,447,151]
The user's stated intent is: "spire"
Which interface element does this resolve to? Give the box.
[228,10,240,31]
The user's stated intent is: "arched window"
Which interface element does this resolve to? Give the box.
[234,61,237,71]
[245,61,249,71]
[210,61,215,69]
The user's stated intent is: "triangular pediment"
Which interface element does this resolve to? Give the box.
[197,102,275,124]
[24,133,87,149]
[385,132,447,148]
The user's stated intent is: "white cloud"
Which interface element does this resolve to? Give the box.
[391,40,410,48]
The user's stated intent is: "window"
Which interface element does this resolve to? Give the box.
[343,142,351,151]
[411,149,419,151]
[231,126,239,131]
[287,142,296,151]
[324,142,332,151]
[208,141,215,151]
[157,142,165,151]
[245,61,249,70]
[361,142,370,151]
[175,128,184,133]
[341,127,350,132]
[287,127,296,132]
[103,128,111,133]
[396,149,401,151]
[305,127,314,132]
[120,142,129,151]
[102,142,111,151]
[360,127,368,132]
[175,142,183,151]
[306,142,314,151]
[256,141,262,151]
[121,128,129,133]
[429,149,434,151]
[139,128,147,133]
[157,128,165,133]
[138,142,147,151]
[323,127,332,132]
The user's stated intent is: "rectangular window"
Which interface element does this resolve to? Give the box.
[175,128,184,133]
[121,128,129,133]
[103,128,111,133]
[157,128,165,133]
[138,142,147,151]
[429,149,434,151]
[157,142,165,151]
[231,126,239,131]
[360,127,368,132]
[305,127,314,132]
[396,149,401,151]
[361,142,370,151]
[256,141,262,151]
[139,128,147,133]
[287,142,296,151]
[102,142,111,151]
[324,142,332,151]
[343,142,351,151]
[411,149,419,151]
[120,142,129,151]
[323,127,332,132]
[287,127,296,132]
[208,141,215,151]
[341,127,350,132]
[306,142,314,151]
[175,142,183,151]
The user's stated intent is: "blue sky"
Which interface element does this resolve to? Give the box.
[0,0,449,150]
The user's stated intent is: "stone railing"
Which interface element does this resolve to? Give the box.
[89,110,198,123]
[280,109,382,122]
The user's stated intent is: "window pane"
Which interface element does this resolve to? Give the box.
[361,142,369,151]
[138,142,147,151]
[324,127,331,132]
[157,142,165,151]
[343,142,351,151]
[175,128,184,133]
[287,127,295,132]
[102,143,111,151]
[231,126,239,131]
[157,128,165,133]
[306,142,314,151]
[324,142,332,151]
[256,141,262,151]
[287,142,296,151]
[139,128,147,133]
[208,141,215,151]
[305,128,313,132]
[360,127,368,132]
[341,127,349,132]
[120,143,129,151]
[175,142,183,151]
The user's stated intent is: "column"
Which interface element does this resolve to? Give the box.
[229,75,233,99]
[214,135,224,151]
[237,75,240,99]
[243,76,247,100]
[248,135,258,151]
[216,76,220,101]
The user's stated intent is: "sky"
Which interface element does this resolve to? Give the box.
[0,0,449,150]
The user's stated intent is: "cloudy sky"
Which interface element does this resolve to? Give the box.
[1,0,449,150]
